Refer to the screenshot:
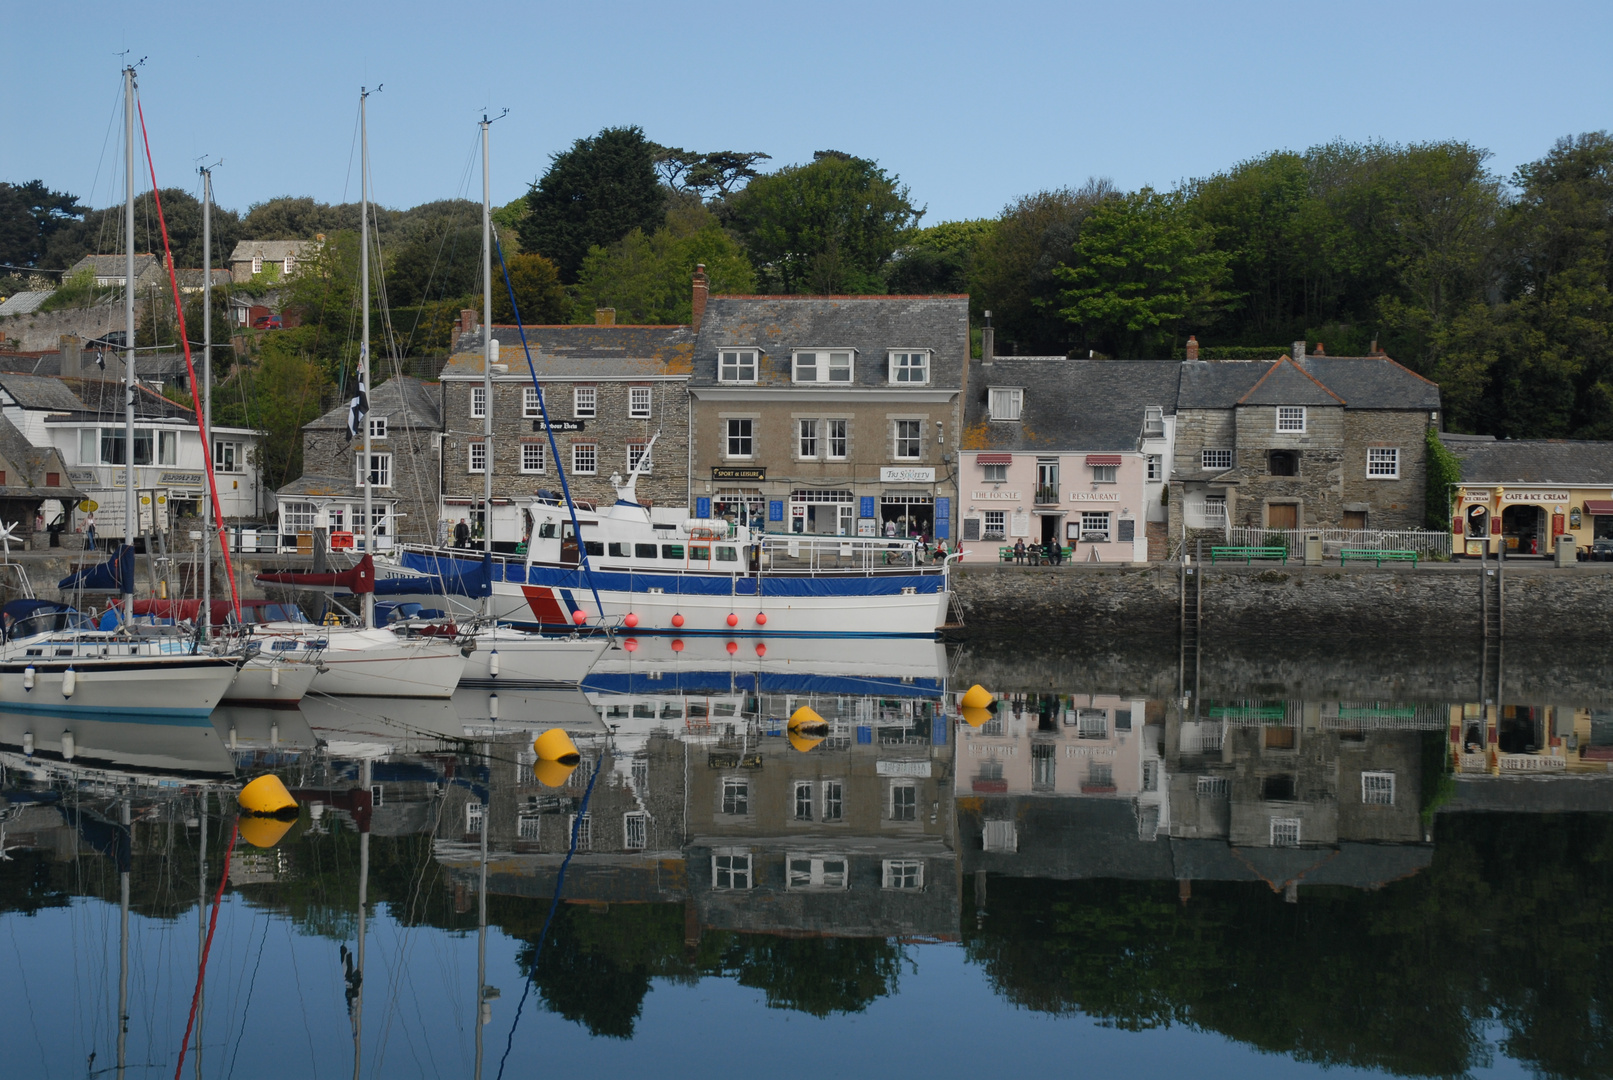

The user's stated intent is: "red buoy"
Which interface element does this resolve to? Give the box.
[754,642,767,657]
[671,613,685,628]
[755,612,768,626]
[725,640,738,655]
[671,638,685,652]
[624,638,639,652]
[624,612,638,628]
[572,610,587,625]
[726,612,739,627]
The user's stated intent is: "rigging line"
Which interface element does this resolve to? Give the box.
[492,229,609,624]
[171,819,239,1080]
[221,913,271,1080]
[397,133,481,362]
[134,96,243,622]
[8,915,49,1073]
[281,915,322,1079]
[494,758,602,1080]
[84,76,124,258]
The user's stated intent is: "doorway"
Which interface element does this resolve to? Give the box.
[1501,504,1545,555]
[1342,510,1367,531]
[1267,503,1298,530]
[1039,514,1061,545]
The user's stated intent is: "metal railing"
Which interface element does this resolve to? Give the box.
[1226,526,1450,557]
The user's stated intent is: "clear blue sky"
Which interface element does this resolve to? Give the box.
[7,0,1611,221]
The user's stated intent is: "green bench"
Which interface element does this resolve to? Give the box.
[1210,545,1287,565]
[1341,548,1418,567]
[999,545,1075,564]
[999,546,1015,562]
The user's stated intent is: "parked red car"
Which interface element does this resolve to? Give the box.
[252,314,282,330]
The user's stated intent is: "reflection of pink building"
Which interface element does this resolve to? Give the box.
[958,353,1177,563]
[956,693,1164,813]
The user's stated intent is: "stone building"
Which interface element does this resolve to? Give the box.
[1169,343,1441,540]
[63,253,166,291]
[441,317,693,546]
[275,376,442,549]
[226,240,317,283]
[689,291,969,540]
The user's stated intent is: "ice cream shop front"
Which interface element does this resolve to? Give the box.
[1443,435,1613,559]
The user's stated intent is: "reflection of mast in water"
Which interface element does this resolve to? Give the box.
[195,793,207,1080]
[474,779,489,1080]
[346,757,370,1080]
[117,797,129,1080]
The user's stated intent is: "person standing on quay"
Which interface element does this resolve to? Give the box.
[454,518,471,548]
[84,510,96,550]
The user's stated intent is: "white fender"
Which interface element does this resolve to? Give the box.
[61,667,76,697]
[489,650,500,677]
[270,665,281,688]
[22,732,33,756]
[61,731,74,760]
[23,665,34,692]
[488,693,499,719]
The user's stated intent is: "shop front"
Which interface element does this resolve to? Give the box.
[1455,486,1591,558]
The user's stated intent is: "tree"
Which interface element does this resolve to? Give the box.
[0,180,83,268]
[652,145,771,199]
[212,340,328,489]
[571,203,754,323]
[42,188,243,272]
[887,218,993,295]
[727,151,923,294]
[969,181,1114,353]
[492,252,569,324]
[239,196,366,240]
[519,126,665,282]
[1053,187,1238,357]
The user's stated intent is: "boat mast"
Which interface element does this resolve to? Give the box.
[194,792,207,1079]
[481,115,493,618]
[123,66,137,617]
[117,796,130,1080]
[473,783,489,1079]
[360,88,374,630]
[200,165,213,639]
[352,759,370,1080]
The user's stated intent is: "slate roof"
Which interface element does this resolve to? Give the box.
[1177,360,1270,408]
[1298,356,1441,409]
[227,240,316,264]
[1178,355,1441,410]
[174,268,232,290]
[1439,435,1613,485]
[0,412,84,500]
[46,378,194,422]
[0,352,63,376]
[443,324,694,380]
[0,290,53,316]
[689,295,969,390]
[1240,358,1344,406]
[275,474,374,501]
[66,254,162,280]
[304,375,441,432]
[963,358,1180,452]
[0,373,88,412]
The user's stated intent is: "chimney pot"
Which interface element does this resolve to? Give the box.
[1370,338,1379,355]
[595,307,616,327]
[461,308,477,336]
[1292,340,1306,362]
[1184,335,1199,361]
[1313,341,1325,356]
[691,264,709,332]
[980,321,994,366]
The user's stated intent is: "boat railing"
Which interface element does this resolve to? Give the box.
[756,534,948,574]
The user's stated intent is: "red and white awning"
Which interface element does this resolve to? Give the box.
[975,453,1012,465]
[1585,500,1613,515]
[1085,455,1123,466]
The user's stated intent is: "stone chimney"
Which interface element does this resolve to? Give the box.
[58,334,81,378]
[1292,340,1306,362]
[595,308,616,327]
[1184,335,1199,361]
[460,309,477,337]
[980,310,994,367]
[691,264,708,332]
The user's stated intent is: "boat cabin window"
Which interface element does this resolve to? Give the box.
[716,546,738,562]
[662,544,684,559]
[584,541,603,557]
[690,545,710,560]
[6,609,94,639]
[538,522,559,539]
[609,542,629,557]
[635,543,658,558]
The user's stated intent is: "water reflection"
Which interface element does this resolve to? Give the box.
[1,637,1611,1077]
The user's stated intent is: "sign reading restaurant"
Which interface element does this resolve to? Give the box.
[1066,491,1120,502]
[712,466,766,481]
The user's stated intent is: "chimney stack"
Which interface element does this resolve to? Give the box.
[1313,341,1325,356]
[691,264,709,332]
[460,309,477,337]
[980,310,994,366]
[1292,340,1306,362]
[595,308,616,327]
[1184,335,1199,361]
[1369,338,1379,355]
[59,334,80,378]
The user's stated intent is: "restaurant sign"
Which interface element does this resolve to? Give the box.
[971,490,1021,500]
[532,419,585,432]
[1066,491,1120,502]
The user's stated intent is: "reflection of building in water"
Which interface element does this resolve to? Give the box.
[957,694,1434,896]
[1450,702,1613,776]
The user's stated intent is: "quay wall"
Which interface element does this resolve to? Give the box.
[950,562,1613,644]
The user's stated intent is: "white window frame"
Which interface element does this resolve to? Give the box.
[1091,464,1117,484]
[468,440,487,474]
[826,418,848,460]
[797,418,818,460]
[571,442,597,476]
[983,820,1018,852]
[282,501,316,533]
[251,254,262,275]
[718,349,758,384]
[821,780,844,822]
[983,510,1006,539]
[721,777,749,816]
[982,463,1008,483]
[725,418,754,459]
[889,781,917,821]
[1202,448,1233,471]
[893,419,922,461]
[522,387,541,418]
[712,849,752,890]
[1367,447,1400,479]
[1361,771,1395,805]
[283,253,295,276]
[517,815,541,841]
[567,813,591,850]
[466,803,485,834]
[623,811,646,850]
[1270,817,1301,847]
[882,859,924,890]
[1077,708,1109,739]
[520,441,546,474]
[628,386,652,419]
[213,439,243,474]
[1277,406,1306,432]
[787,854,849,890]
[573,385,597,419]
[791,350,854,384]
[1146,454,1163,481]
[888,350,930,385]
[368,417,387,440]
[989,387,1023,422]
[1080,510,1111,541]
[793,780,813,821]
[1197,775,1231,798]
[470,385,486,419]
[357,452,392,488]
[627,441,652,475]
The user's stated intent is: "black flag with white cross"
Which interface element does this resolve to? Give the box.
[346,345,369,442]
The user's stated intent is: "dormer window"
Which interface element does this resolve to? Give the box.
[989,387,1023,422]
[792,350,852,383]
[719,349,758,383]
[1143,405,1165,436]
[889,350,930,384]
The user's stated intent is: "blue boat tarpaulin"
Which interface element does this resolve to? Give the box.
[58,545,135,592]
[397,551,492,598]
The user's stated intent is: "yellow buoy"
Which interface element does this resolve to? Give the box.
[238,774,297,815]
[533,757,578,788]
[238,814,296,849]
[788,706,828,735]
[534,727,581,764]
[962,706,993,728]
[787,728,824,753]
[960,684,993,710]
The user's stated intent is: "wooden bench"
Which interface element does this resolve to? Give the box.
[1209,545,1287,565]
[998,546,1016,562]
[1341,548,1418,567]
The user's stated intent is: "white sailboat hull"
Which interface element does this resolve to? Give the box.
[299,627,467,698]
[222,655,319,707]
[0,654,239,718]
[457,628,608,685]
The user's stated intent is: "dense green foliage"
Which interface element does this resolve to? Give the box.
[572,203,755,323]
[519,126,665,282]
[0,179,83,269]
[1425,426,1463,529]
